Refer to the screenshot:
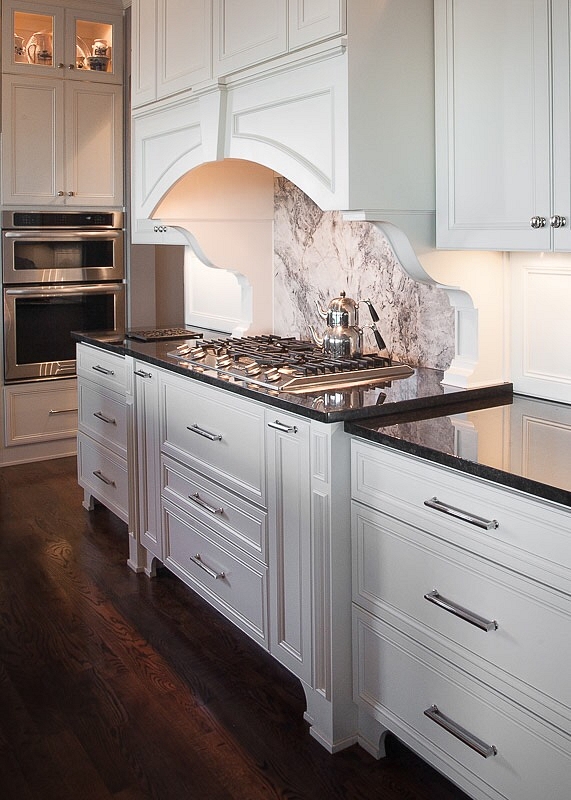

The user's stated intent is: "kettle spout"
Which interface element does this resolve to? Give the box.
[309,325,323,348]
[315,300,328,320]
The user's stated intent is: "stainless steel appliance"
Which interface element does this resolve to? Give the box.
[168,335,414,394]
[2,210,125,383]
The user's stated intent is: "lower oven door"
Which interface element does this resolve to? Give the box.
[3,283,125,382]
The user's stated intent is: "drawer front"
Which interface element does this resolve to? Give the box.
[4,379,77,446]
[77,344,126,395]
[351,440,571,592]
[78,381,127,457]
[161,374,266,506]
[77,433,128,522]
[353,502,571,721]
[163,502,268,648]
[162,456,267,563]
[354,607,571,800]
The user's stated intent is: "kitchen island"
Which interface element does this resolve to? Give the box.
[73,332,569,800]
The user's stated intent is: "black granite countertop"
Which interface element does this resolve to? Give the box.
[345,394,571,509]
[73,331,513,424]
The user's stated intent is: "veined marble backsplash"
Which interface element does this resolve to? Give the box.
[273,177,455,370]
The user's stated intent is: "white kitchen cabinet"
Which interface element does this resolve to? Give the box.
[131,0,212,109]
[2,74,123,207]
[77,343,128,524]
[2,0,122,83]
[266,410,312,684]
[351,439,571,799]
[288,0,345,51]
[213,0,287,76]
[435,0,571,251]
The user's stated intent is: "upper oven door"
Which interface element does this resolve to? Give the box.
[2,229,124,284]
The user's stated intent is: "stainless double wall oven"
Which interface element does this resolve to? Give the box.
[2,210,125,382]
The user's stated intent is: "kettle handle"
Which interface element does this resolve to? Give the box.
[363,299,388,351]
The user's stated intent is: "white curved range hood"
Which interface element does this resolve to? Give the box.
[132,3,487,388]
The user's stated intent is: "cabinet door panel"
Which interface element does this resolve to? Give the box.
[157,0,212,96]
[435,0,551,250]
[288,0,344,50]
[1,76,64,204]
[214,0,287,75]
[66,82,123,206]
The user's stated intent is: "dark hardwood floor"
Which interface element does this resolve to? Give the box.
[0,456,471,800]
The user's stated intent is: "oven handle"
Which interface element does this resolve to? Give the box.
[4,283,124,298]
[3,230,122,240]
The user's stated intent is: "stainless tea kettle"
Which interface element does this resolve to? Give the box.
[309,291,388,358]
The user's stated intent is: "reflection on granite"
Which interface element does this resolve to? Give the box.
[273,177,455,370]
[346,395,571,508]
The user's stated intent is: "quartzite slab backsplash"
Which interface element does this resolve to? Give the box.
[273,177,455,371]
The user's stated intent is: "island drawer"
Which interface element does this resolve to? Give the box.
[351,440,571,592]
[161,373,266,507]
[77,343,126,395]
[353,607,571,800]
[352,501,571,722]
[77,433,128,522]
[162,501,268,649]
[161,456,267,563]
[78,381,127,458]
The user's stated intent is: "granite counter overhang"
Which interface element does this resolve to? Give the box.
[345,396,571,509]
[72,331,513,424]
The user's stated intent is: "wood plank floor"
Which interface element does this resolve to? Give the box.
[0,456,471,800]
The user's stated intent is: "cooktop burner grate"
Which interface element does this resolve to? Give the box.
[126,327,204,342]
[167,335,414,393]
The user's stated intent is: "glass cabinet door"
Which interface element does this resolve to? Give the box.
[67,11,123,82]
[4,2,64,74]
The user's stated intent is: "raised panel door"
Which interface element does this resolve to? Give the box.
[65,81,123,206]
[131,0,157,107]
[288,0,344,50]
[214,0,287,76]
[1,75,65,205]
[435,0,552,250]
[157,0,212,97]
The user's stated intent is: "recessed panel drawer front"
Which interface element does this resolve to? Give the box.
[161,375,266,506]
[78,381,127,457]
[161,456,267,563]
[77,344,126,395]
[351,440,571,591]
[77,433,128,522]
[352,502,571,720]
[353,607,571,800]
[163,502,268,648]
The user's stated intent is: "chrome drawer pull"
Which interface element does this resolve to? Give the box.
[187,423,223,441]
[92,365,114,376]
[93,411,116,425]
[268,419,298,433]
[190,553,225,580]
[134,369,152,378]
[92,470,116,487]
[424,497,499,530]
[424,590,498,632]
[49,407,78,415]
[189,493,224,515]
[424,705,497,758]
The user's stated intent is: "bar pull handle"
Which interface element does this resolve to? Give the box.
[267,420,298,433]
[187,423,223,441]
[424,497,499,530]
[93,470,116,487]
[134,369,152,378]
[93,411,116,425]
[48,407,78,415]
[92,364,115,376]
[424,705,497,758]
[424,590,498,632]
[189,553,225,580]
[189,493,224,516]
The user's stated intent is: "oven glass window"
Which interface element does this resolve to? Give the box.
[15,293,117,365]
[14,239,115,272]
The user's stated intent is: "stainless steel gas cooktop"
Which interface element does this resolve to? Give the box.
[167,335,414,394]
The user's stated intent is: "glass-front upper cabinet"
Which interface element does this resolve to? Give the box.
[2,0,122,83]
